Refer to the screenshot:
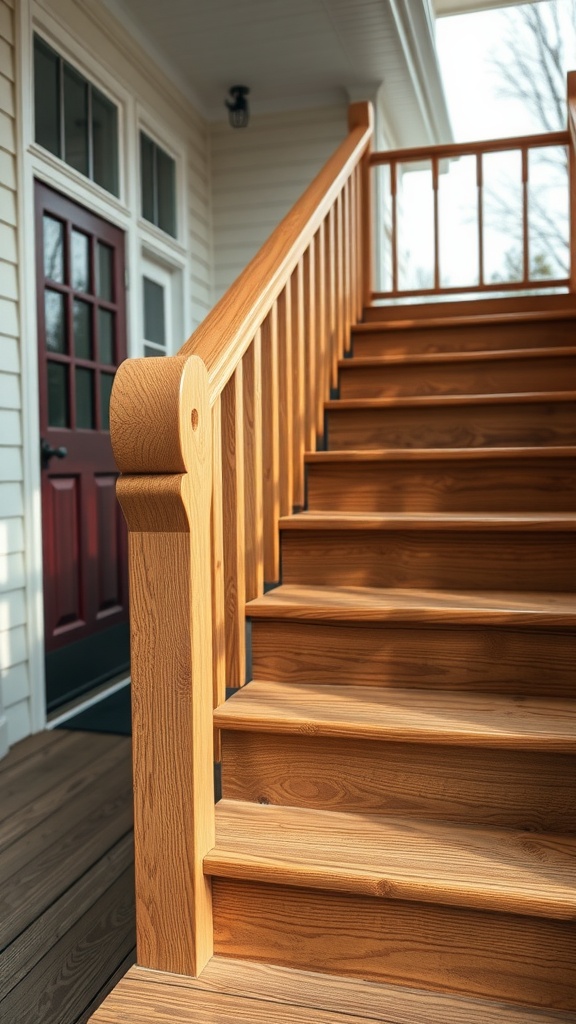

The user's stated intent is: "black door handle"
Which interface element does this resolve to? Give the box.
[41,438,68,469]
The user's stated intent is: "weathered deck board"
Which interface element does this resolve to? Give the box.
[0,729,135,1024]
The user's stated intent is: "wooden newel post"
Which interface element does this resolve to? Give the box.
[348,100,374,312]
[110,353,214,978]
[567,71,576,293]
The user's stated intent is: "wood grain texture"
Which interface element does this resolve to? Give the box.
[215,680,576,752]
[212,878,576,1008]
[352,317,576,357]
[303,240,317,452]
[326,394,576,450]
[361,294,576,322]
[290,262,305,509]
[221,368,246,687]
[192,956,576,1024]
[89,960,576,1024]
[208,800,576,920]
[314,222,327,436]
[1,868,134,1024]
[221,731,576,831]
[349,101,374,310]
[247,582,576,626]
[305,448,576,513]
[242,334,264,601]
[280,524,576,592]
[251,617,576,695]
[261,308,280,582]
[567,70,576,292]
[338,350,576,399]
[211,397,227,716]
[116,355,214,977]
[276,284,293,517]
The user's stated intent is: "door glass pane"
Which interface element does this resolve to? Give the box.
[97,243,113,300]
[144,345,159,357]
[140,133,155,224]
[157,147,176,237]
[73,299,92,359]
[43,216,65,283]
[34,36,61,157]
[92,87,119,196]
[143,277,165,346]
[48,362,69,427]
[64,64,88,176]
[100,372,114,430]
[98,308,115,365]
[71,231,90,292]
[45,290,66,353]
[75,367,95,428]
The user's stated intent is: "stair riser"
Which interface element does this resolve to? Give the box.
[281,530,576,592]
[326,402,576,450]
[353,320,576,357]
[251,620,576,696]
[221,733,576,832]
[338,356,575,399]
[212,879,576,1009]
[306,458,576,513]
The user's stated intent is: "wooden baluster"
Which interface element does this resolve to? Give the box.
[315,224,327,437]
[113,354,214,977]
[261,306,280,582]
[221,365,246,687]
[351,166,362,321]
[569,71,576,292]
[303,240,316,451]
[291,262,305,510]
[343,180,352,352]
[277,283,294,517]
[391,161,398,295]
[432,156,440,291]
[348,101,373,310]
[335,192,345,360]
[211,396,226,722]
[522,147,529,284]
[242,333,264,601]
[326,206,338,391]
[477,153,484,287]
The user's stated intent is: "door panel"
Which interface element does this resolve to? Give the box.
[36,182,129,710]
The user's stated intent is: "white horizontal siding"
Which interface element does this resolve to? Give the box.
[0,0,23,755]
[210,103,347,297]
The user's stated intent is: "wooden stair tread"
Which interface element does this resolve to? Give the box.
[207,801,576,920]
[305,446,576,463]
[215,681,576,752]
[325,391,576,410]
[279,511,576,531]
[90,960,576,1023]
[247,584,576,626]
[339,347,576,368]
[355,306,576,332]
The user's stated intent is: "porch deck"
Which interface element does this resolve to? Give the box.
[0,728,135,1023]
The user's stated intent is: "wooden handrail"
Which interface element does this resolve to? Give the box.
[180,110,373,401]
[370,129,570,166]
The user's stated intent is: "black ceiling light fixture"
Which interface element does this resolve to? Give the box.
[225,85,250,128]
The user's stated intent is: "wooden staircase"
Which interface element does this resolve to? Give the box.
[207,305,576,1017]
[94,93,576,1024]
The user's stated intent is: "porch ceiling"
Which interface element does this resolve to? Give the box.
[101,0,453,146]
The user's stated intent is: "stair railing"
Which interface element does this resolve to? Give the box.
[370,70,576,301]
[110,102,373,979]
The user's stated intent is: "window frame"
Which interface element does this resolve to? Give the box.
[32,33,121,199]
[138,128,179,240]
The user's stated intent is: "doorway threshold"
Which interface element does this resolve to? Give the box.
[47,673,131,729]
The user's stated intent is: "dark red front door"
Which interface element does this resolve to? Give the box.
[36,182,129,711]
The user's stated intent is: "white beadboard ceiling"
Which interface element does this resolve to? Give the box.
[99,0,453,146]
